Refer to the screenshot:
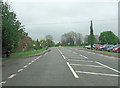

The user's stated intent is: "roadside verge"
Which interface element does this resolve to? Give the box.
[73,48,119,58]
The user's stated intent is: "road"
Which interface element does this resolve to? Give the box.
[1,47,120,86]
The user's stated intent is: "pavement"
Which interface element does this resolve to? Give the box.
[1,47,120,86]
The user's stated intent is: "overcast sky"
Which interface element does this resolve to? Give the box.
[7,0,119,43]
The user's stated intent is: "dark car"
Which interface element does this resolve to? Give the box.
[99,44,114,51]
[106,45,118,52]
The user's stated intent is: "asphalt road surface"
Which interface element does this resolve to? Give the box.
[1,47,120,86]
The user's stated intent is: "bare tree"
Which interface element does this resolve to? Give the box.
[61,32,82,46]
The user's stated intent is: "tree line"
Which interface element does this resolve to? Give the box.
[61,21,119,46]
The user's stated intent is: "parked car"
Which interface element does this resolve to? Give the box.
[99,44,114,51]
[85,45,91,49]
[93,44,97,49]
[113,47,120,53]
[95,44,104,50]
[106,45,118,52]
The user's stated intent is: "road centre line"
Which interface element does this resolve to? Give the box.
[76,71,120,77]
[28,62,32,65]
[58,48,66,60]
[57,48,63,55]
[68,59,94,62]
[17,69,23,72]
[31,60,35,63]
[71,64,104,68]
[3,54,43,85]
[0,81,6,86]
[67,62,79,78]
[95,61,120,73]
[23,65,28,68]
[8,74,16,79]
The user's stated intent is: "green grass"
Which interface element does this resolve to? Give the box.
[10,48,46,58]
[65,46,84,48]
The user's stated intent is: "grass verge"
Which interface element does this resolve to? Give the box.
[1,48,46,59]
[10,48,46,58]
[67,46,119,55]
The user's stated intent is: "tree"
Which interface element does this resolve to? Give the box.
[83,35,89,44]
[45,35,55,47]
[75,33,82,46]
[89,20,95,49]
[2,2,24,56]
[99,31,118,44]
[61,32,82,46]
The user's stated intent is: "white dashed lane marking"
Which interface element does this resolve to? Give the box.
[17,69,23,72]
[2,54,44,86]
[28,62,32,65]
[0,81,6,86]
[8,74,16,79]
[23,65,28,68]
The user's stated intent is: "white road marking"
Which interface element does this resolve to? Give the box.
[28,62,32,65]
[17,69,23,72]
[0,81,6,86]
[79,54,88,59]
[76,71,120,77]
[62,55,66,59]
[57,48,63,55]
[67,62,79,78]
[95,61,120,73]
[23,65,28,68]
[71,64,104,68]
[68,59,94,62]
[58,48,66,59]
[8,74,16,79]
[31,61,34,63]
[80,54,83,57]
[34,59,37,61]
[82,56,88,59]
[37,55,42,59]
